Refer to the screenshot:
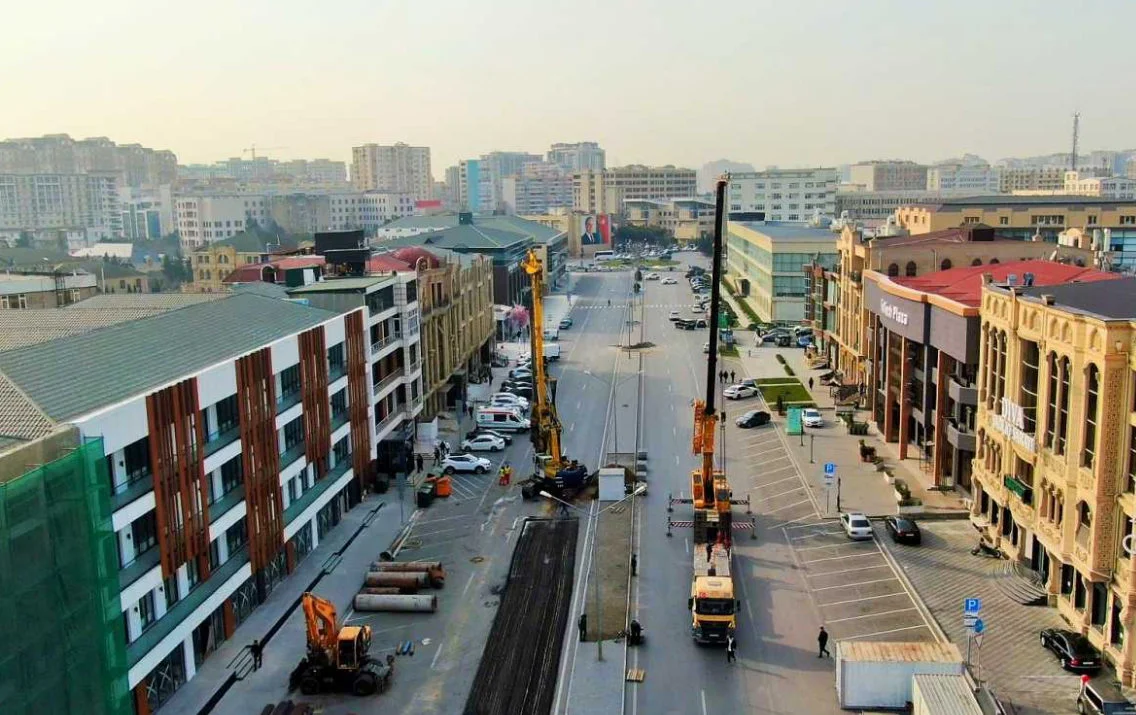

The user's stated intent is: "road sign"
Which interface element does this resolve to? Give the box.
[824,462,836,476]
[973,618,985,634]
[823,472,835,487]
[963,597,981,615]
[974,634,984,648]
[963,615,977,629]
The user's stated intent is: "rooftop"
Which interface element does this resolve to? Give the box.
[731,222,839,241]
[891,259,1119,307]
[381,213,563,243]
[914,195,1136,209]
[1019,276,1136,321]
[0,293,341,423]
[866,225,1008,247]
[211,230,300,253]
[287,275,397,293]
[223,255,326,284]
[383,224,532,251]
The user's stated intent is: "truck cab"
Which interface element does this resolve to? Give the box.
[689,543,736,644]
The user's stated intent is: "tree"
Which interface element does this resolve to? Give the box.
[695,236,713,257]
[15,231,32,248]
[614,224,673,250]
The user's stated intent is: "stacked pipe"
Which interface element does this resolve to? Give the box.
[353,561,446,613]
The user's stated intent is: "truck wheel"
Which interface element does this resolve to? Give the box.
[352,671,378,696]
[300,675,321,695]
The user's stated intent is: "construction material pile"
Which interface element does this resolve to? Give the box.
[352,560,446,613]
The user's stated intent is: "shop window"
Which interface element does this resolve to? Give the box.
[1082,364,1100,468]
[1074,572,1087,610]
[1112,594,1125,646]
[1061,564,1074,595]
[1091,582,1108,628]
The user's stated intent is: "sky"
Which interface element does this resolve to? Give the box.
[3,0,1135,173]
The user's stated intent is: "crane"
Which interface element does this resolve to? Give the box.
[242,144,286,160]
[288,592,393,696]
[520,248,589,499]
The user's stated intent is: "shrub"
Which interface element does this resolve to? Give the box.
[849,421,869,436]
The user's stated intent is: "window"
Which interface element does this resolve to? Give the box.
[940,258,952,270]
[999,217,1009,226]
[963,216,981,225]
[904,261,917,277]
[226,517,248,555]
[283,415,305,451]
[1057,358,1070,454]
[886,263,899,277]
[219,456,242,498]
[278,364,301,400]
[17,294,27,309]
[1128,427,1136,493]
[213,394,238,436]
[1088,215,1098,225]
[1045,353,1058,449]
[123,436,151,482]
[138,591,157,632]
[328,343,345,374]
[130,511,158,560]
[1019,340,1039,433]
[1083,364,1100,468]
[331,389,347,418]
[1118,215,1135,225]
[164,574,180,609]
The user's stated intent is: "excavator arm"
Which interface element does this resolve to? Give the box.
[522,249,565,477]
[302,592,340,656]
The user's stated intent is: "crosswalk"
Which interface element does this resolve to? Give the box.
[573,303,699,310]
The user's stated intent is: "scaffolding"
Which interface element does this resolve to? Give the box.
[0,436,130,715]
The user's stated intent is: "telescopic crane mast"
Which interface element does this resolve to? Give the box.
[523,249,568,477]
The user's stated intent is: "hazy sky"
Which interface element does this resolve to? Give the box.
[4,0,1134,173]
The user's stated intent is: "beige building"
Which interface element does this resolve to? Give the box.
[849,161,928,192]
[624,198,715,243]
[184,232,292,293]
[970,276,1136,685]
[573,165,697,215]
[351,143,433,200]
[0,271,98,309]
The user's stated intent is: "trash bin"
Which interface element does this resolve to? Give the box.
[416,484,436,508]
[434,476,452,498]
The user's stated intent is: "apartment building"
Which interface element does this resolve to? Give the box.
[624,197,715,243]
[895,196,1136,270]
[119,186,174,239]
[848,161,928,192]
[0,291,408,712]
[350,143,433,200]
[725,221,837,323]
[573,165,698,215]
[0,134,177,187]
[502,163,573,215]
[547,142,605,172]
[1064,171,1136,201]
[0,172,122,240]
[727,168,837,222]
[835,190,971,221]
[184,232,296,293]
[970,277,1136,685]
[175,195,266,250]
[862,261,1117,492]
[809,224,1096,390]
[926,162,1002,193]
[0,271,98,309]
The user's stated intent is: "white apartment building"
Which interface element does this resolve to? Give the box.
[727,168,837,222]
[1063,171,1136,200]
[0,134,177,187]
[502,163,573,214]
[175,195,266,249]
[547,142,606,172]
[848,161,928,192]
[0,172,122,240]
[573,165,698,214]
[925,162,1003,193]
[119,186,174,239]
[351,143,433,200]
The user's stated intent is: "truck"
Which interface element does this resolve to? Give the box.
[543,342,561,361]
[835,641,964,710]
[688,542,736,644]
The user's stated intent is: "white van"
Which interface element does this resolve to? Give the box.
[476,407,531,432]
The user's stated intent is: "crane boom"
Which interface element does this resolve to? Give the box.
[522,249,563,472]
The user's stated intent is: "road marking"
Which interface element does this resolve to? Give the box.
[700,689,707,715]
[805,563,893,577]
[793,541,862,551]
[790,529,845,540]
[461,572,476,598]
[739,446,785,458]
[570,423,575,432]
[685,537,689,554]
[842,624,931,640]
[801,551,881,564]
[412,525,471,539]
[577,400,582,409]
[827,607,917,624]
[750,475,800,490]
[782,518,831,530]
[430,641,446,670]
[675,455,680,465]
[756,486,806,502]
[764,498,811,514]
[812,577,901,591]
[817,592,909,608]
[756,464,796,478]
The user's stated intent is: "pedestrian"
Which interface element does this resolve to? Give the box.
[498,465,508,486]
[706,542,713,561]
[578,613,588,641]
[729,370,736,384]
[250,639,263,670]
[726,634,737,664]
[415,454,424,473]
[808,377,814,391]
[631,553,638,576]
[467,403,474,419]
[433,445,441,465]
[818,626,830,658]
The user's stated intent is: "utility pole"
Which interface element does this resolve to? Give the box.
[1071,112,1081,171]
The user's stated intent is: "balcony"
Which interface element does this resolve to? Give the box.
[331,410,350,431]
[374,408,404,437]
[948,377,978,406]
[111,470,154,511]
[119,544,161,590]
[209,485,245,525]
[946,421,977,452]
[372,368,403,397]
[280,441,306,469]
[284,458,351,525]
[203,423,240,458]
[370,332,402,356]
[405,359,423,376]
[277,389,301,414]
[328,362,347,383]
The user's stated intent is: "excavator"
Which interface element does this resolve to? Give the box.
[519,248,590,500]
[288,592,394,696]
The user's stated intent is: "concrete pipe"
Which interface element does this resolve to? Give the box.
[363,571,432,589]
[370,561,443,573]
[352,593,438,613]
[358,587,403,595]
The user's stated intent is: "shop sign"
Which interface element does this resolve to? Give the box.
[880,299,909,326]
[991,397,1037,452]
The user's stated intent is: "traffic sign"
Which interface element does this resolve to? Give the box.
[973,634,983,648]
[823,473,835,487]
[963,615,977,629]
[973,618,985,634]
[824,462,836,476]
[963,597,981,615]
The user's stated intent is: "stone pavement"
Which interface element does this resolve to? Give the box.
[883,519,1080,714]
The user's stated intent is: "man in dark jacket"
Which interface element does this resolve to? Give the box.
[818,625,830,657]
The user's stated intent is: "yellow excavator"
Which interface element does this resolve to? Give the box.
[519,248,590,500]
[288,592,393,696]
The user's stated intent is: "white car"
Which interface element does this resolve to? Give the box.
[461,434,506,452]
[645,272,660,280]
[703,342,710,353]
[669,310,681,321]
[691,305,704,314]
[723,384,758,400]
[840,512,873,540]
[661,277,677,285]
[802,408,824,428]
[491,393,529,411]
[442,453,493,474]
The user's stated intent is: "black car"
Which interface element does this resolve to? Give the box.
[674,318,695,330]
[735,410,771,428]
[503,383,534,399]
[1040,628,1102,672]
[883,516,921,545]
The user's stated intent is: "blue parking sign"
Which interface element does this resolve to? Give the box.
[964,598,981,614]
[824,462,836,476]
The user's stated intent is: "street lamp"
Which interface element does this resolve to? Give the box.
[540,484,647,662]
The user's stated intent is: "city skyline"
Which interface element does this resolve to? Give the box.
[5,0,1134,173]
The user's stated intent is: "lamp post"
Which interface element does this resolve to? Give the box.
[541,484,646,662]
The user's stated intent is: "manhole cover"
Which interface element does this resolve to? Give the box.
[470,556,485,563]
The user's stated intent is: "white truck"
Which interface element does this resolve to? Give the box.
[543,343,561,361]
[835,641,964,710]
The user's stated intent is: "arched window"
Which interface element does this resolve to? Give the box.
[940,259,952,270]
[887,263,899,277]
[905,261,917,277]
[971,258,982,266]
[1079,501,1093,529]
[1083,364,1100,468]
[989,258,1000,265]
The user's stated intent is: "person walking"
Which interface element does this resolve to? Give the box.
[250,639,263,670]
[817,626,830,658]
[631,553,638,576]
[415,453,424,473]
[433,445,441,465]
[578,613,588,641]
[808,377,814,391]
[726,634,737,664]
[729,370,736,384]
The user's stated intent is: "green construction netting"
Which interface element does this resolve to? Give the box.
[0,437,131,715]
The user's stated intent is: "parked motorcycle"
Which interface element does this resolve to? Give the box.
[971,539,1003,559]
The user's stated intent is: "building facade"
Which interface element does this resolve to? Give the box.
[119,186,174,239]
[573,166,698,215]
[727,168,837,222]
[835,190,968,221]
[0,172,122,240]
[175,195,266,249]
[547,142,605,172]
[0,271,98,309]
[970,277,1136,686]
[502,163,573,215]
[848,161,928,192]
[926,162,1003,193]
[726,221,837,323]
[350,143,432,200]
[0,134,177,187]
[624,198,716,243]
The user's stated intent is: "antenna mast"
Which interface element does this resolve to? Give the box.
[1071,112,1080,171]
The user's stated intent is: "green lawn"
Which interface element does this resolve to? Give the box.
[756,379,814,406]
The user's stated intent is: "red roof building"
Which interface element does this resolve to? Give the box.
[889,259,1118,308]
[223,255,326,284]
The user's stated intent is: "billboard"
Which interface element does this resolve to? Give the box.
[573,213,613,257]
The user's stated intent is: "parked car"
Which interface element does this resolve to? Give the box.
[1040,628,1102,672]
[1077,678,1135,714]
[661,277,677,285]
[464,428,513,445]
[723,384,759,400]
[509,367,533,380]
[490,392,529,411]
[559,317,574,329]
[461,433,506,452]
[739,378,758,389]
[442,453,492,474]
[735,410,771,428]
[802,408,824,428]
[693,318,708,328]
[883,516,921,545]
[645,272,660,280]
[760,330,790,343]
[691,305,704,314]
[669,310,681,321]
[502,382,534,399]
[674,318,697,330]
[840,512,873,540]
